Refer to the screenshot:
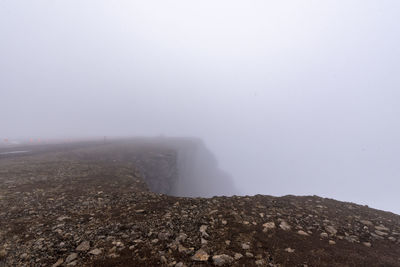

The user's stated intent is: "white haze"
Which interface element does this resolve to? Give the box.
[1,1,400,214]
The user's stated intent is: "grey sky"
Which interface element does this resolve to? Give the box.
[1,1,400,214]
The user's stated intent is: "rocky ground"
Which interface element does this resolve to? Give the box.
[0,141,399,266]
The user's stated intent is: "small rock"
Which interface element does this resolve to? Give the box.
[280,221,291,231]
[285,248,295,253]
[135,209,145,213]
[66,253,78,263]
[108,253,119,258]
[158,231,171,241]
[363,242,372,247]
[192,249,209,261]
[375,225,390,232]
[176,233,188,242]
[201,238,208,245]
[375,230,388,236]
[234,253,243,260]
[325,226,337,235]
[320,232,328,238]
[329,240,336,245]
[225,240,231,246]
[0,249,7,259]
[360,220,374,226]
[76,241,90,251]
[255,259,266,265]
[67,260,77,266]
[178,244,188,253]
[175,262,186,267]
[57,216,70,221]
[242,243,250,250]
[297,230,309,236]
[200,225,209,237]
[370,233,385,240]
[89,248,102,255]
[112,241,124,247]
[262,222,276,232]
[344,235,359,243]
[245,252,254,258]
[160,255,168,264]
[212,254,234,266]
[52,258,64,267]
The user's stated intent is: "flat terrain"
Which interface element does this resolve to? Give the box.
[0,141,399,266]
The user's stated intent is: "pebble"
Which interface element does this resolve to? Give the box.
[135,209,145,213]
[160,255,167,264]
[245,252,254,258]
[280,221,291,231]
[262,222,276,232]
[325,226,337,235]
[255,259,266,265]
[0,249,7,259]
[234,253,243,260]
[363,242,372,247]
[200,225,209,237]
[176,233,188,242]
[67,260,77,266]
[89,248,102,255]
[52,258,64,267]
[191,249,209,261]
[375,225,390,232]
[360,220,374,226]
[212,254,234,266]
[178,244,188,253]
[66,253,78,263]
[108,253,119,258]
[297,230,309,236]
[76,241,90,251]
[375,230,388,236]
[242,243,250,250]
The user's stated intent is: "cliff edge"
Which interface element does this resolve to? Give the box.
[0,139,399,266]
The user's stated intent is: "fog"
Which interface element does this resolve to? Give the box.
[1,1,400,214]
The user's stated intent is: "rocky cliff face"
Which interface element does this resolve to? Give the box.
[63,137,237,197]
[126,137,237,197]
